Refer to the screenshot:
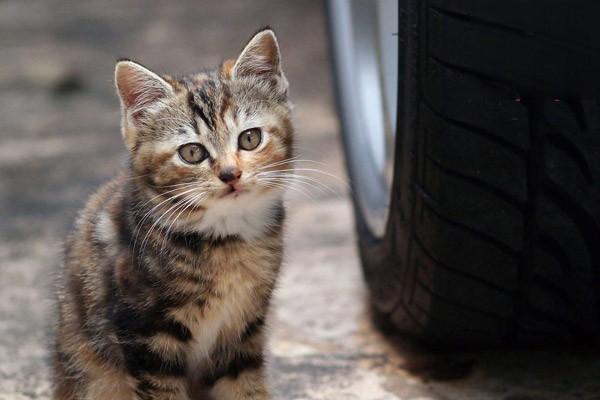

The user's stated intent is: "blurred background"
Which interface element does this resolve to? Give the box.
[1,1,599,399]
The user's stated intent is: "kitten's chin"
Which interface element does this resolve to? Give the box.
[194,188,283,241]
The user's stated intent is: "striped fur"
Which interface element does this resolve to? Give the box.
[53,29,291,400]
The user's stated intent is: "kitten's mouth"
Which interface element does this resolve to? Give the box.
[220,185,247,199]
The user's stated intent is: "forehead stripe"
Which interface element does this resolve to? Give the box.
[197,87,216,124]
[218,82,234,124]
[188,92,214,131]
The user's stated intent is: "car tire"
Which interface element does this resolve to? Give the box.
[330,0,600,348]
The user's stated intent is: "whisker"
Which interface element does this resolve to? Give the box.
[139,189,203,255]
[159,191,207,254]
[256,178,314,200]
[132,186,200,256]
[256,168,348,196]
[256,171,336,186]
[149,181,215,189]
[259,168,349,188]
[156,197,193,256]
[256,175,330,196]
[257,180,294,196]
[137,183,201,209]
[139,199,185,257]
[138,182,216,209]
[256,156,301,170]
[257,158,331,171]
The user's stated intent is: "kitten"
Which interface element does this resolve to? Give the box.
[53,28,293,400]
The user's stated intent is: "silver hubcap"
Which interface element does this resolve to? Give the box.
[329,0,399,237]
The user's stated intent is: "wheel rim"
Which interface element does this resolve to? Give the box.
[329,0,399,238]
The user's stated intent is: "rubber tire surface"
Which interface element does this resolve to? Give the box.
[347,0,600,348]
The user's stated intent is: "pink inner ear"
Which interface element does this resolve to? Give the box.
[235,32,281,78]
[119,77,166,109]
[117,67,171,120]
[251,53,277,77]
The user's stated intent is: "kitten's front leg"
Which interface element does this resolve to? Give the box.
[209,367,268,400]
[133,374,191,400]
[203,325,269,400]
[122,339,191,400]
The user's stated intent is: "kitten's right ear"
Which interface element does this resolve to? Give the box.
[115,60,174,150]
[232,29,288,95]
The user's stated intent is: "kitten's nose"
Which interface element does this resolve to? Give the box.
[218,167,242,184]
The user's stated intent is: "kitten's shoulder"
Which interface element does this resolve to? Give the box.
[65,173,130,262]
[75,174,127,226]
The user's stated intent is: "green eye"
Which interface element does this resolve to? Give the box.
[178,143,208,164]
[238,128,262,151]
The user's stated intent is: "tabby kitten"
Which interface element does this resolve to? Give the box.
[53,29,293,400]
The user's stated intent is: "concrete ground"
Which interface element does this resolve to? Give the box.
[1,1,599,399]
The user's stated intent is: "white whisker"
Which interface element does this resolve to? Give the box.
[159,191,207,254]
[259,168,348,186]
[255,172,337,195]
[137,183,200,209]
[257,157,331,171]
[132,186,200,257]
[256,178,314,200]
[257,176,329,196]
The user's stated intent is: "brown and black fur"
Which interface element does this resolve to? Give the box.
[54,29,292,400]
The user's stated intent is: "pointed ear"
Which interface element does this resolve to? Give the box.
[115,60,174,150]
[232,29,288,92]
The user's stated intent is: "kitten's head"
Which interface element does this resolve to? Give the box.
[115,29,293,239]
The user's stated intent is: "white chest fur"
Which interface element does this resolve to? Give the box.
[194,190,282,241]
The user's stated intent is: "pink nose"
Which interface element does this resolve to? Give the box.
[218,168,241,184]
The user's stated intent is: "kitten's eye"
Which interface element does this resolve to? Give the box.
[178,143,208,164]
[238,128,262,151]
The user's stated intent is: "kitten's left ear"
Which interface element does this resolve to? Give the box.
[232,28,288,94]
[115,60,175,150]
